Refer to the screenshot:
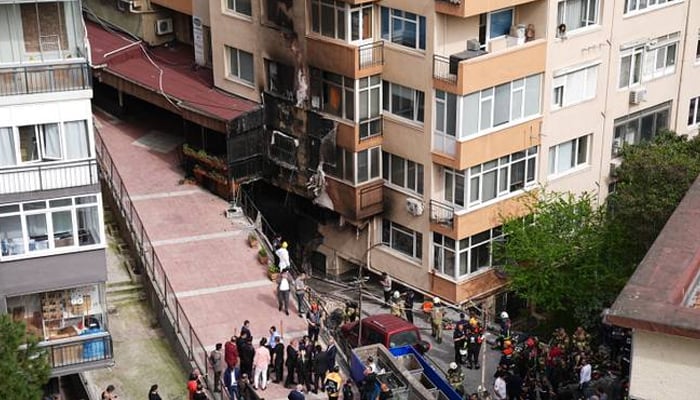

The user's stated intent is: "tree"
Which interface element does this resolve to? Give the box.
[607,131,700,269]
[496,191,626,326]
[0,314,50,400]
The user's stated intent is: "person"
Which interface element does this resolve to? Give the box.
[404,290,415,324]
[298,343,314,392]
[225,336,239,369]
[453,323,467,365]
[326,338,338,372]
[289,384,306,400]
[595,387,608,400]
[365,356,378,374]
[466,321,483,369]
[361,372,380,400]
[254,338,272,390]
[224,365,241,400]
[193,383,207,400]
[295,272,309,317]
[187,370,201,400]
[579,356,592,399]
[505,371,522,400]
[342,380,354,400]
[148,385,162,400]
[306,303,322,343]
[274,337,286,383]
[101,385,117,400]
[241,320,252,340]
[446,362,465,396]
[285,339,300,387]
[276,241,291,272]
[378,383,393,400]
[324,365,342,400]
[493,371,507,400]
[312,344,329,392]
[210,343,225,392]
[389,291,404,318]
[379,273,392,306]
[239,335,255,378]
[269,326,281,356]
[278,270,292,315]
[430,298,444,344]
[499,311,511,338]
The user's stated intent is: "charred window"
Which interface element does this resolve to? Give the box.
[310,68,354,121]
[266,60,295,99]
[265,0,294,31]
[270,130,298,168]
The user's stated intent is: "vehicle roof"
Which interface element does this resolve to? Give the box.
[363,314,418,334]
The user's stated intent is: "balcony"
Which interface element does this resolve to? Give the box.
[431,269,507,303]
[435,0,541,18]
[430,193,532,238]
[0,62,91,97]
[39,332,114,377]
[433,39,546,96]
[325,178,383,221]
[0,159,98,195]
[307,38,384,79]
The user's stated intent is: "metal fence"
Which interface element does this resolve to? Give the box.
[0,62,91,96]
[0,159,98,195]
[359,41,384,69]
[433,55,457,84]
[94,130,213,388]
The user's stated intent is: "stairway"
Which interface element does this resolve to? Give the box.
[107,280,145,307]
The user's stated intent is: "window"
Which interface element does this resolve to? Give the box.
[358,75,382,139]
[0,195,102,259]
[696,30,700,61]
[457,74,542,137]
[380,7,426,51]
[433,227,503,280]
[557,0,599,32]
[552,64,598,108]
[382,81,425,123]
[266,60,295,99]
[625,0,678,14]
[226,46,254,84]
[310,68,354,120]
[270,130,297,167]
[435,90,457,137]
[328,147,380,184]
[488,9,513,40]
[612,101,671,155]
[689,97,700,126]
[444,147,538,208]
[226,0,252,16]
[311,0,346,40]
[0,121,90,166]
[350,4,373,42]
[548,135,590,176]
[619,33,679,88]
[382,152,424,194]
[265,0,293,30]
[382,219,422,259]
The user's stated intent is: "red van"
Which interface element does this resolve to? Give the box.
[340,314,430,353]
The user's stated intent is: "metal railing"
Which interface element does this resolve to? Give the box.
[94,130,212,389]
[41,332,113,371]
[0,159,98,195]
[0,62,91,96]
[429,200,455,228]
[433,55,457,84]
[358,41,384,69]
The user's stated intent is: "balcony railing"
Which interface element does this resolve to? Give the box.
[40,332,114,376]
[433,55,457,84]
[0,62,91,96]
[430,200,455,228]
[358,41,384,69]
[0,159,98,195]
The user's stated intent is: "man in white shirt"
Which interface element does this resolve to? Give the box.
[493,371,507,400]
[277,270,291,315]
[276,242,291,271]
[579,356,592,399]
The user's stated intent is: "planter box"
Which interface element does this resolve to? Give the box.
[183,146,228,172]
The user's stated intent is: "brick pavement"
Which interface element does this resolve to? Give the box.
[95,109,311,400]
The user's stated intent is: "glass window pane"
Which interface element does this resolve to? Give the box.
[482,170,497,201]
[469,177,479,203]
[480,98,492,131]
[489,9,513,38]
[370,148,380,179]
[524,74,541,116]
[494,83,511,126]
[42,124,61,159]
[510,161,525,191]
[64,121,90,159]
[19,126,39,162]
[444,249,455,277]
[239,51,254,83]
[407,161,416,190]
[390,154,404,185]
[0,128,16,166]
[26,214,48,251]
[446,93,457,136]
[577,136,588,165]
[0,216,25,255]
[455,173,465,206]
[463,93,479,136]
[78,206,101,246]
[417,165,424,194]
[557,141,573,172]
[52,211,74,248]
[357,151,369,182]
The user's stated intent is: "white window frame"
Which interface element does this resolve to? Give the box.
[0,195,104,260]
[696,30,700,62]
[557,0,600,33]
[642,34,679,81]
[382,151,424,195]
[433,227,504,280]
[486,8,514,42]
[688,97,700,127]
[358,75,382,139]
[624,0,679,15]
[310,0,346,40]
[548,135,590,177]
[225,0,252,17]
[226,46,254,85]
[382,81,425,124]
[382,219,422,260]
[552,63,599,109]
[2,120,92,166]
[612,101,671,155]
[380,7,426,51]
[329,146,381,185]
[619,46,643,89]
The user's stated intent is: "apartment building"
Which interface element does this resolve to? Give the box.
[0,0,113,377]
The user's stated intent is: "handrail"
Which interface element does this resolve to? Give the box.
[0,62,91,96]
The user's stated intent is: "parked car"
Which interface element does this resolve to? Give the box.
[339,314,430,354]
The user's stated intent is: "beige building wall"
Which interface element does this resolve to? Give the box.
[674,0,700,137]
[630,330,700,400]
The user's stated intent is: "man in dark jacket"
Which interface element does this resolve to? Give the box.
[239,337,255,378]
[312,344,328,393]
[285,339,299,387]
[223,365,241,400]
[297,344,313,392]
[325,338,338,372]
[274,338,286,383]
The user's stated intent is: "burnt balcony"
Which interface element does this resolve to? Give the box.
[433,39,546,96]
[325,178,383,221]
[435,0,542,18]
[40,331,114,377]
[0,62,91,97]
[307,38,383,79]
[0,159,98,195]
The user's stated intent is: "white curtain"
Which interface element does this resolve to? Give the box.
[78,206,100,245]
[560,0,584,30]
[42,123,62,159]
[0,128,16,166]
[64,120,90,160]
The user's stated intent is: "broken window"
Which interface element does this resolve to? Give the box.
[270,130,298,168]
[266,60,295,100]
[265,0,294,31]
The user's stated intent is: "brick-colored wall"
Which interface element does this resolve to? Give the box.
[21,3,68,53]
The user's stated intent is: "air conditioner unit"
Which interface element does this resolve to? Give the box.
[466,39,481,51]
[156,18,174,35]
[609,158,622,177]
[406,198,424,217]
[629,88,647,105]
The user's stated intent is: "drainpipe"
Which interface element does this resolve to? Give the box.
[673,0,693,130]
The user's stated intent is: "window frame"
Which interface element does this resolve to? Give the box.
[1,120,92,167]
[358,75,383,139]
[382,151,424,195]
[226,46,255,85]
[382,81,425,124]
[552,63,599,109]
[225,0,252,17]
[380,7,426,51]
[612,101,671,155]
[328,146,381,185]
[624,0,679,15]
[688,96,700,127]
[432,227,504,280]
[548,134,590,177]
[557,0,600,33]
[382,219,422,260]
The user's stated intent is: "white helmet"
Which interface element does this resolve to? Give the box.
[393,290,401,299]
[449,362,458,370]
[433,297,441,304]
[500,311,509,320]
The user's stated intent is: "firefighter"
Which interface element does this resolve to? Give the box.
[466,319,483,369]
[390,291,405,319]
[430,297,444,344]
[446,362,465,396]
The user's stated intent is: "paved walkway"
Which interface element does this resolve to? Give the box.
[94,109,310,400]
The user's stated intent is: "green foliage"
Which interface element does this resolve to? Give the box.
[258,247,268,257]
[0,314,50,400]
[607,131,700,269]
[268,264,280,273]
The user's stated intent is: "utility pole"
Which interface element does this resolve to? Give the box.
[358,242,382,341]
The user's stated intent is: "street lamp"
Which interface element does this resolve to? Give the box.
[357,242,383,341]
